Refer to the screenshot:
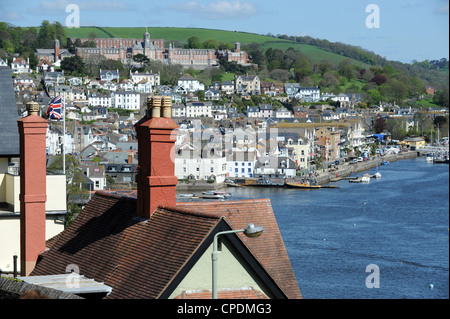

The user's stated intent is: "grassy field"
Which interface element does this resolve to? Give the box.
[65,26,368,68]
[66,26,292,44]
[65,26,111,38]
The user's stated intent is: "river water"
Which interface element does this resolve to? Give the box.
[225,157,449,299]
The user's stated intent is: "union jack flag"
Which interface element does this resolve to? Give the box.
[46,95,63,120]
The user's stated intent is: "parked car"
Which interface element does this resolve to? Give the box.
[349,159,358,164]
[357,157,363,162]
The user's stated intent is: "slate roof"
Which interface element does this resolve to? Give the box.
[0,277,83,299]
[31,192,302,299]
[0,67,20,157]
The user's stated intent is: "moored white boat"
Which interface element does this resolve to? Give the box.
[361,173,371,183]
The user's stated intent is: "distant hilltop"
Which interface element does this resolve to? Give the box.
[69,28,249,70]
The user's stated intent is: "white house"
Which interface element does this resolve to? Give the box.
[172,104,186,118]
[259,104,273,118]
[204,89,221,101]
[246,106,260,118]
[13,74,34,88]
[129,71,160,86]
[274,107,292,119]
[118,79,135,91]
[296,87,320,102]
[100,80,117,92]
[175,147,227,183]
[185,102,212,118]
[67,77,83,86]
[284,83,300,99]
[172,85,188,95]
[135,79,153,94]
[100,69,119,81]
[112,91,140,110]
[88,93,112,108]
[177,74,205,92]
[226,151,257,178]
[254,155,296,179]
[11,57,31,74]
[0,57,7,66]
[221,80,234,95]
[333,93,350,103]
[211,105,228,121]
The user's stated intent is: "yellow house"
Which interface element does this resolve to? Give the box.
[399,137,426,149]
[0,157,67,274]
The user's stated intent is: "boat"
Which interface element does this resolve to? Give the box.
[214,191,232,197]
[361,173,371,183]
[201,194,225,199]
[179,193,195,198]
[201,191,226,199]
[373,154,381,179]
[426,153,434,163]
[349,173,371,183]
[285,182,322,189]
[381,161,390,165]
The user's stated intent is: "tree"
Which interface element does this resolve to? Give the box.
[133,53,150,66]
[370,74,387,85]
[47,154,89,227]
[338,59,355,79]
[386,118,407,140]
[433,87,449,108]
[367,88,384,104]
[186,36,203,49]
[374,117,386,133]
[320,71,340,88]
[61,55,86,75]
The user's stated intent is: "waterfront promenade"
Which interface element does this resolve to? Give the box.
[316,150,418,185]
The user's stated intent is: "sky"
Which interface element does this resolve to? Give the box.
[0,0,448,63]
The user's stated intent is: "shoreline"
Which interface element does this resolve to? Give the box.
[315,151,418,185]
[176,151,419,192]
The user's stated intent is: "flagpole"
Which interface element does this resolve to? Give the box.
[62,89,66,175]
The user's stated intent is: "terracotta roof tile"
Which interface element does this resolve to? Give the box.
[176,200,302,299]
[32,193,301,299]
[32,193,221,299]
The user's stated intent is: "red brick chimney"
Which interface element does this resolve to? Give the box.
[54,39,60,60]
[17,102,48,276]
[135,96,178,219]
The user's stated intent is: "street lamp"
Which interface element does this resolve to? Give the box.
[211,223,264,299]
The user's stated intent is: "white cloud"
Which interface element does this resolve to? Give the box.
[435,4,449,14]
[435,0,449,14]
[37,0,133,13]
[171,1,259,19]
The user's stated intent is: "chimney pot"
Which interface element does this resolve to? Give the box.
[148,96,162,118]
[161,96,172,118]
[26,102,40,116]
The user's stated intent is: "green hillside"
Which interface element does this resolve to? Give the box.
[65,26,366,67]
